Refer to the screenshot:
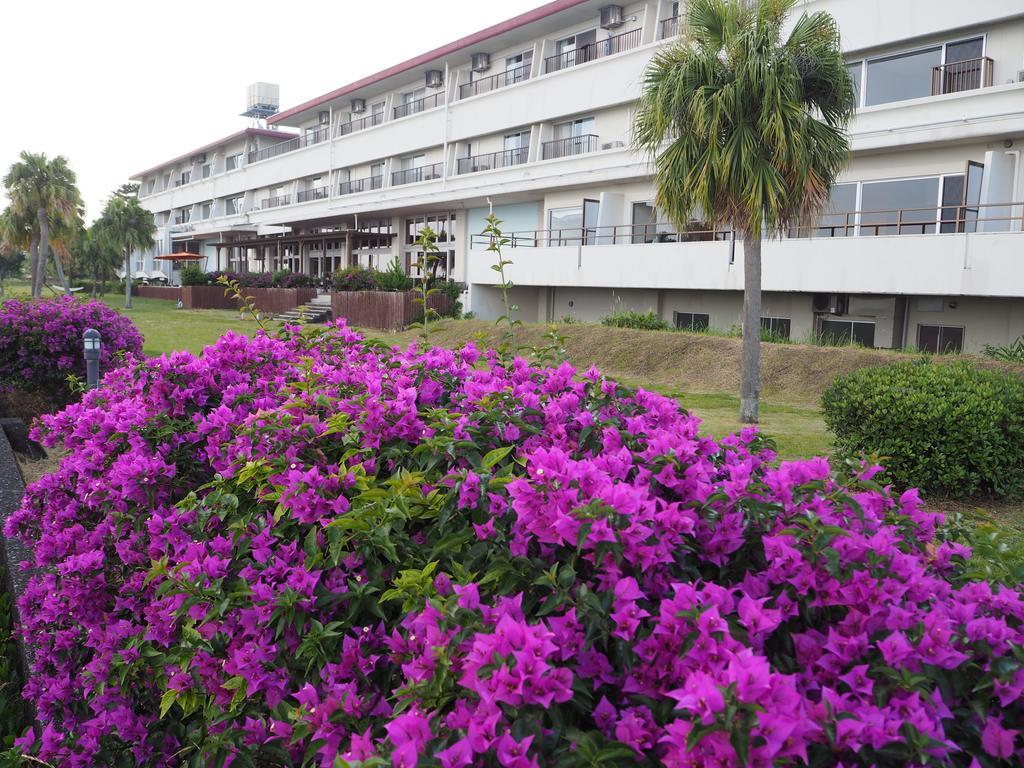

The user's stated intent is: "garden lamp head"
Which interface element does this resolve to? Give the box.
[83,328,101,360]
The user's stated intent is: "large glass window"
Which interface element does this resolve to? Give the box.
[549,206,583,245]
[675,312,709,332]
[797,183,858,237]
[860,177,939,235]
[760,317,792,340]
[819,320,876,347]
[846,62,863,104]
[865,47,942,106]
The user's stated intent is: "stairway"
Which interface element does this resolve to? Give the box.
[276,295,332,325]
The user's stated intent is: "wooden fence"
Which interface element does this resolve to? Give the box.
[331,291,454,331]
[181,286,317,313]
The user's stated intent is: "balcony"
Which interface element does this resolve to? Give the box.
[458,63,532,99]
[544,28,642,73]
[456,146,529,174]
[393,92,444,120]
[930,57,993,96]
[541,134,600,160]
[172,214,191,225]
[338,111,384,137]
[247,126,328,164]
[338,176,384,195]
[261,195,292,210]
[296,186,329,203]
[391,163,444,186]
[659,16,681,39]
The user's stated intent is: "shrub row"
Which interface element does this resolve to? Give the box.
[823,360,1024,499]
[181,267,317,289]
[5,324,1021,767]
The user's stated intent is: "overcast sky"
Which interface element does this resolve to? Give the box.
[1,0,542,223]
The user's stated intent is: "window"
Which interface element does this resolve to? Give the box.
[553,29,597,69]
[860,177,940,235]
[505,51,533,82]
[760,317,792,340]
[504,131,530,151]
[548,200,598,245]
[226,196,244,215]
[857,37,986,107]
[370,162,385,189]
[797,183,857,237]
[554,117,596,140]
[201,203,211,220]
[201,163,211,179]
[146,178,156,195]
[162,173,171,189]
[548,118,597,159]
[405,213,456,279]
[917,324,964,354]
[675,312,709,332]
[226,153,242,171]
[819,319,876,347]
[846,62,863,104]
[178,170,191,186]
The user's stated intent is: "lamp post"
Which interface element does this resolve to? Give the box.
[83,328,101,389]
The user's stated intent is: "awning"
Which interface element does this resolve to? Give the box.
[155,253,204,260]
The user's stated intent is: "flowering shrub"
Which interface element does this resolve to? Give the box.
[333,266,379,292]
[0,295,142,408]
[5,323,1023,767]
[185,271,317,289]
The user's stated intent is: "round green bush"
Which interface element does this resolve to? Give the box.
[822,360,1024,498]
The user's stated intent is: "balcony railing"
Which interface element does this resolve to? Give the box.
[338,176,384,195]
[393,92,444,120]
[930,57,994,96]
[296,186,329,203]
[544,28,642,73]
[470,202,1024,247]
[542,134,600,160]
[261,195,292,210]
[659,16,681,39]
[458,63,532,99]
[456,146,529,174]
[172,214,191,225]
[391,163,444,186]
[247,126,328,164]
[337,111,385,136]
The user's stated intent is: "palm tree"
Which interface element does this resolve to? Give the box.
[96,194,155,309]
[0,207,36,292]
[2,151,82,296]
[633,0,854,423]
[71,227,120,297]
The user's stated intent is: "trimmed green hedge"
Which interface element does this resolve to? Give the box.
[822,361,1024,498]
[601,311,670,331]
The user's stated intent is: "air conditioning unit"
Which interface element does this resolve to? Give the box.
[192,152,207,164]
[1017,68,1024,82]
[812,293,830,312]
[318,110,329,123]
[351,98,366,113]
[600,4,624,29]
[471,52,491,73]
[425,69,444,89]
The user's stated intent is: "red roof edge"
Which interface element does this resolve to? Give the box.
[131,127,299,180]
[269,0,592,125]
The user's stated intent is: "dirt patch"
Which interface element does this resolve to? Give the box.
[374,321,1024,405]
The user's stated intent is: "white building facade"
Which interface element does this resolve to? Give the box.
[132,0,1024,353]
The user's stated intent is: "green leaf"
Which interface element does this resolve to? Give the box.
[481,445,514,470]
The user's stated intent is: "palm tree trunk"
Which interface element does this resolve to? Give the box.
[53,249,70,293]
[124,247,133,309]
[28,237,39,296]
[739,234,762,424]
[36,208,49,297]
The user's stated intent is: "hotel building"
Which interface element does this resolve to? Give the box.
[131,0,1024,353]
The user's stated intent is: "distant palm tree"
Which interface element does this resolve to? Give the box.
[96,194,155,309]
[0,206,36,288]
[633,0,854,423]
[2,151,82,296]
[72,227,120,297]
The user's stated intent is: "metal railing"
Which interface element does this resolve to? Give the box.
[393,91,444,119]
[296,186,329,203]
[660,16,681,39]
[172,214,191,225]
[456,146,529,174]
[544,28,642,73]
[247,126,327,164]
[337,111,385,136]
[338,176,384,195]
[458,63,532,99]
[930,57,994,96]
[542,134,600,160]
[471,202,1023,247]
[391,163,444,186]
[261,195,292,209]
